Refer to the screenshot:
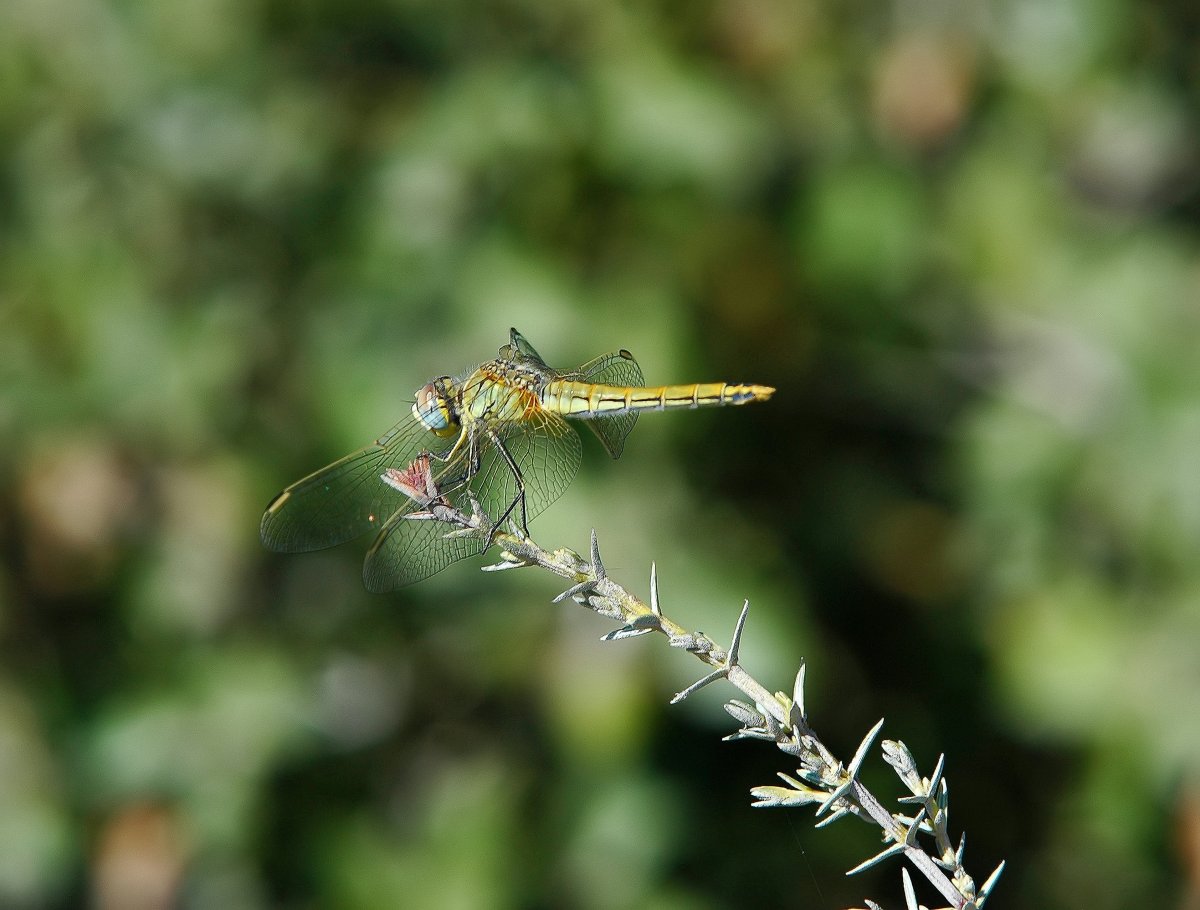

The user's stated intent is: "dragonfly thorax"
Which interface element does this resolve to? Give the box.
[412,377,460,438]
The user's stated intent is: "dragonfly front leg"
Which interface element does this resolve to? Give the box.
[415,427,480,499]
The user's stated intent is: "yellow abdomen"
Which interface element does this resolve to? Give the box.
[541,381,774,418]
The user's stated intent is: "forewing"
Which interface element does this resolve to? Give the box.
[260,417,452,553]
[570,349,645,459]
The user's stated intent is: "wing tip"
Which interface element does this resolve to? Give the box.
[361,568,390,594]
[260,504,286,551]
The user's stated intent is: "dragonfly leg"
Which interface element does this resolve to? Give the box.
[424,426,468,469]
[482,429,528,547]
[416,428,479,498]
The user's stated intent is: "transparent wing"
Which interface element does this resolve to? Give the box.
[505,327,551,370]
[504,329,648,457]
[361,505,481,592]
[260,416,460,553]
[361,410,582,591]
[474,409,582,523]
[569,349,646,459]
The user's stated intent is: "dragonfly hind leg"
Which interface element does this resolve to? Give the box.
[484,428,530,547]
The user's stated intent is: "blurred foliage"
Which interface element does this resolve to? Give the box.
[3,0,1200,907]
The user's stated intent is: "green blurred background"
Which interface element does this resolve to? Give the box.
[3,0,1199,907]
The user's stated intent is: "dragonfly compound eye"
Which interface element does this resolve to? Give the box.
[412,380,459,437]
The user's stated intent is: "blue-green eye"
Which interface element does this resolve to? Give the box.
[412,380,458,437]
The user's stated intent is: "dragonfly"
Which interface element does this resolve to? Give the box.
[261,328,774,591]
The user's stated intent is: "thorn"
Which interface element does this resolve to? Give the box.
[816,778,854,817]
[480,557,529,573]
[848,718,885,780]
[552,578,597,604]
[670,667,727,704]
[786,767,826,788]
[776,771,808,790]
[845,842,905,876]
[814,806,851,828]
[978,860,1006,905]
[792,663,807,724]
[668,600,752,704]
[927,753,946,798]
[904,807,926,847]
[589,529,606,579]
[649,562,662,616]
[601,614,660,641]
[901,867,918,910]
[723,729,775,743]
[601,625,655,641]
[727,599,749,666]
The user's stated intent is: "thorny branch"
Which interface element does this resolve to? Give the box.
[404,481,1004,910]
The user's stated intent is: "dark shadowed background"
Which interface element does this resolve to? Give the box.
[3,0,1199,907]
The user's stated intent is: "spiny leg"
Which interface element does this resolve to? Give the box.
[483,427,529,548]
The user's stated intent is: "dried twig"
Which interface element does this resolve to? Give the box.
[399,484,1004,910]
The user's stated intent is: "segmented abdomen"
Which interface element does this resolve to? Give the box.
[541,381,774,418]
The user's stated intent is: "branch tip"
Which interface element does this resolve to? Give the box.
[978,860,1006,905]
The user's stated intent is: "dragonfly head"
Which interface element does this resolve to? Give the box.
[412,377,460,438]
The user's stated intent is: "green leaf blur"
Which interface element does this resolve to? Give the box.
[2,0,1197,907]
